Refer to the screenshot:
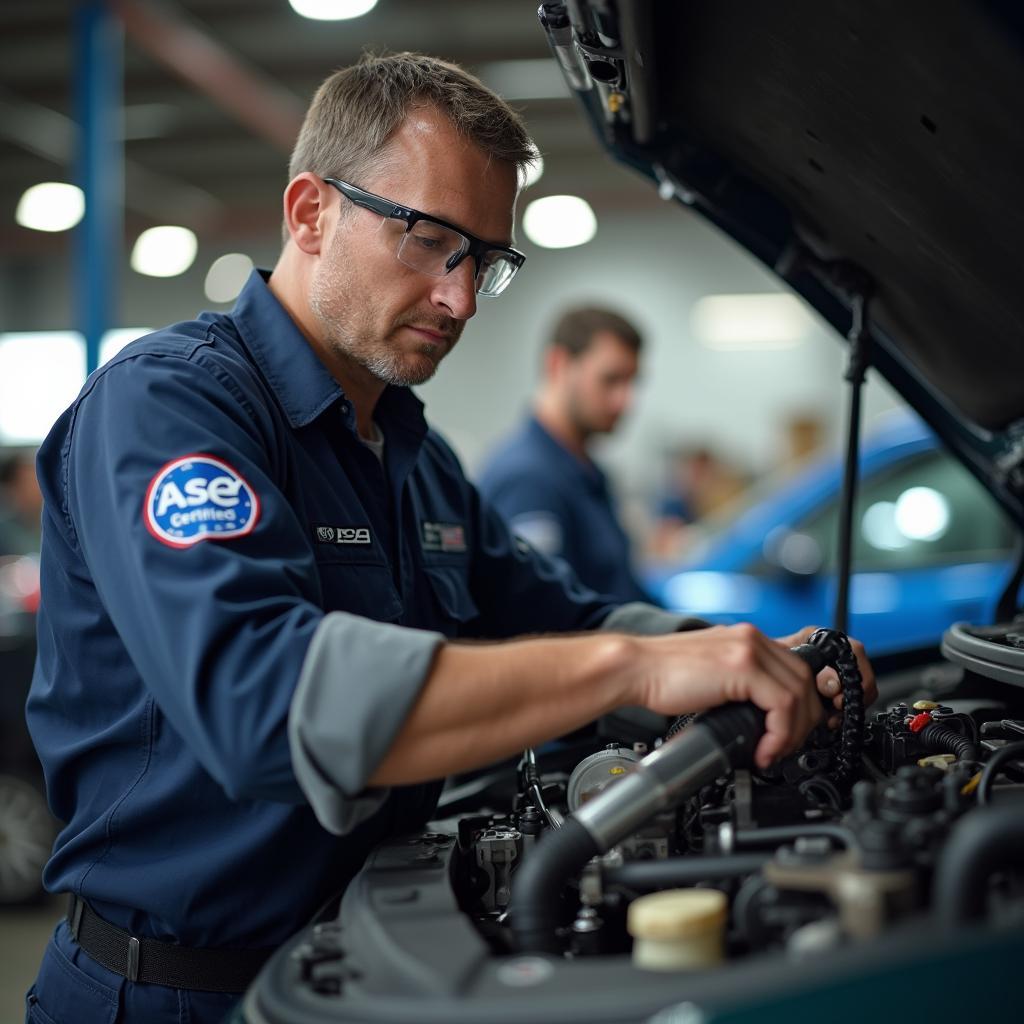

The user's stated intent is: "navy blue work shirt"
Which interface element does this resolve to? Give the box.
[27,270,623,952]
[478,416,654,605]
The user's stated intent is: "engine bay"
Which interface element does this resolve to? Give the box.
[241,623,1024,1024]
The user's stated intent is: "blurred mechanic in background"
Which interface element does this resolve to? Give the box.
[478,306,651,603]
[25,53,871,1024]
[0,448,42,556]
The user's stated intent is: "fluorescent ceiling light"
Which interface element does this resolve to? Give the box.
[288,0,377,19]
[100,328,151,365]
[205,253,254,303]
[477,59,570,101]
[0,332,85,444]
[690,293,815,350]
[520,155,544,189]
[15,182,84,232]
[522,195,597,249]
[131,225,198,278]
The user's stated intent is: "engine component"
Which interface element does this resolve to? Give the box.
[511,631,862,953]
[566,745,640,812]
[934,802,1024,927]
[627,888,727,970]
[873,702,979,772]
[474,828,521,913]
[977,739,1024,805]
[761,849,918,940]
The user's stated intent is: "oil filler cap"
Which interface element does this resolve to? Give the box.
[628,889,727,970]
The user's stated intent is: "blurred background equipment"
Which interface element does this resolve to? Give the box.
[1,0,903,478]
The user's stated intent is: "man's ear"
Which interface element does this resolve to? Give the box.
[544,345,572,382]
[282,173,330,255]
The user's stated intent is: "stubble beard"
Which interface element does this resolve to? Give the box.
[309,245,459,388]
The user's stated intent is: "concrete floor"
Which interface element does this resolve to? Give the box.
[0,896,63,1022]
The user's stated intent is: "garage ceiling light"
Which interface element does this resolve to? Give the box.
[205,253,254,303]
[522,194,596,249]
[691,293,815,350]
[288,0,377,19]
[131,225,198,278]
[15,182,85,233]
[477,59,570,101]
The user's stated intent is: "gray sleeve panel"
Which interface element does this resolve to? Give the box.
[288,612,445,835]
[601,602,711,636]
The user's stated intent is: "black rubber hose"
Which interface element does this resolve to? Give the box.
[934,803,1024,928]
[731,823,858,851]
[507,816,599,954]
[977,740,1024,806]
[698,702,766,768]
[603,854,770,891]
[920,722,980,764]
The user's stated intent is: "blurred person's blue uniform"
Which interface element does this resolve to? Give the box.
[478,306,653,605]
[478,415,650,603]
[0,448,42,555]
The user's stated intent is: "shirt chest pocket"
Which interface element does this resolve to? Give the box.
[315,548,404,623]
[422,558,480,634]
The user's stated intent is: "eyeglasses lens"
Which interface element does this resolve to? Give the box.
[395,221,518,296]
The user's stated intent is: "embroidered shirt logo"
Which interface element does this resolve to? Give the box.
[422,521,467,553]
[314,524,372,545]
[144,454,259,549]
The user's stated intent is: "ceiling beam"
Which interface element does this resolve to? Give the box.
[111,0,304,153]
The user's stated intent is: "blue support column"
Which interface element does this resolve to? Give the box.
[74,0,123,375]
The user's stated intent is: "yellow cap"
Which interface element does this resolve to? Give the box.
[627,889,727,941]
[918,754,956,769]
[913,700,939,711]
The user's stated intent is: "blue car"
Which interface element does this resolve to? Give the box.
[645,413,1016,656]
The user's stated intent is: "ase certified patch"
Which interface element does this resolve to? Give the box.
[314,524,372,545]
[144,454,259,549]
[421,521,467,553]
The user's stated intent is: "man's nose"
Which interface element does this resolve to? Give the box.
[429,258,477,321]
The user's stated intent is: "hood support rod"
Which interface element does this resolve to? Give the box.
[835,290,872,634]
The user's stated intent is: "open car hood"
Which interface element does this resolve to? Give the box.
[540,0,1024,528]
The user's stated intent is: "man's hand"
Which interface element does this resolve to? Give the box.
[634,622,874,769]
[775,625,878,728]
[371,620,877,787]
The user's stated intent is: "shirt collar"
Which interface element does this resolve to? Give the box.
[231,269,342,429]
[228,269,427,441]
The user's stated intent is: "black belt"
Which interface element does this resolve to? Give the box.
[66,894,275,993]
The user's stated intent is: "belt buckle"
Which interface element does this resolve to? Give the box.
[126,936,141,982]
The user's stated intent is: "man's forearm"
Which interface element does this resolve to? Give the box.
[368,633,638,786]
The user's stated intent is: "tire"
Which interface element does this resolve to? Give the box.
[0,774,55,906]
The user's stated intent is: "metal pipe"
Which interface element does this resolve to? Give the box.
[75,0,123,375]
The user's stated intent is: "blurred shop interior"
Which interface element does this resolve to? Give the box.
[0,0,908,573]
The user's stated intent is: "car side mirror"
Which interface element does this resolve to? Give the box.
[762,527,823,581]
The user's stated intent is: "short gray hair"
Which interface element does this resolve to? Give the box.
[288,51,537,193]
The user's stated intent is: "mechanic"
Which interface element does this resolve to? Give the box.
[25,53,874,1024]
[478,306,652,603]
